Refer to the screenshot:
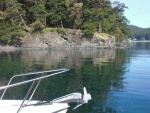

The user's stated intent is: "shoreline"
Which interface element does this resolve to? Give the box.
[128,40,150,42]
[0,45,128,51]
[0,45,16,52]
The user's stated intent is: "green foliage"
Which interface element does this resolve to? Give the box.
[101,18,112,33]
[46,0,66,28]
[0,20,22,46]
[57,28,66,36]
[29,4,48,24]
[82,21,98,35]
[128,25,150,40]
[114,28,127,42]
[72,3,83,29]
[0,0,130,45]
[0,11,6,20]
[41,28,57,33]
[30,20,45,31]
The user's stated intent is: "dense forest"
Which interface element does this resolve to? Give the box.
[0,0,129,46]
[128,25,150,40]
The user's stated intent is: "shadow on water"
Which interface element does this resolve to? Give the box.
[0,48,127,113]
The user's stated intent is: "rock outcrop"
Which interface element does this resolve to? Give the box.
[22,29,116,49]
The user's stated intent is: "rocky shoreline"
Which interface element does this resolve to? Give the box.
[0,29,129,50]
[21,29,116,49]
[0,45,16,51]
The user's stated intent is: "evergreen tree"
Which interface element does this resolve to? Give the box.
[128,25,150,40]
[0,0,23,46]
[0,0,130,45]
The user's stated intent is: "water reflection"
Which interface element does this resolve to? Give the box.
[130,42,150,49]
[21,49,116,69]
[0,48,126,113]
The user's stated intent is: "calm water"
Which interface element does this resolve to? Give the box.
[0,42,150,113]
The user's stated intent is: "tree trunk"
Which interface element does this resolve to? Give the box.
[99,22,102,33]
[98,0,102,33]
[45,16,46,26]
[20,15,31,32]
[61,20,63,28]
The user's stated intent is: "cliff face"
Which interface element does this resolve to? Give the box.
[22,29,116,49]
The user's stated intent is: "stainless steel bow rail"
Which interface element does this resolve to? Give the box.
[0,68,69,113]
[0,68,70,112]
[0,68,92,113]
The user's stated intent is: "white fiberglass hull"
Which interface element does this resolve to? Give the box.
[0,100,69,113]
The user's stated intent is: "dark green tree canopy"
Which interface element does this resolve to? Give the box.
[0,0,130,46]
[128,25,150,40]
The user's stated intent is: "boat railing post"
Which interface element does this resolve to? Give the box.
[0,74,20,100]
[28,73,45,101]
[0,68,70,101]
[17,81,36,113]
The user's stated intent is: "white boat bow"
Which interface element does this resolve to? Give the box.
[0,68,92,113]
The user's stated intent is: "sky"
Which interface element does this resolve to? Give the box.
[111,0,150,28]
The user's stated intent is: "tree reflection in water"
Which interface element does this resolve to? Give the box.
[0,48,126,113]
